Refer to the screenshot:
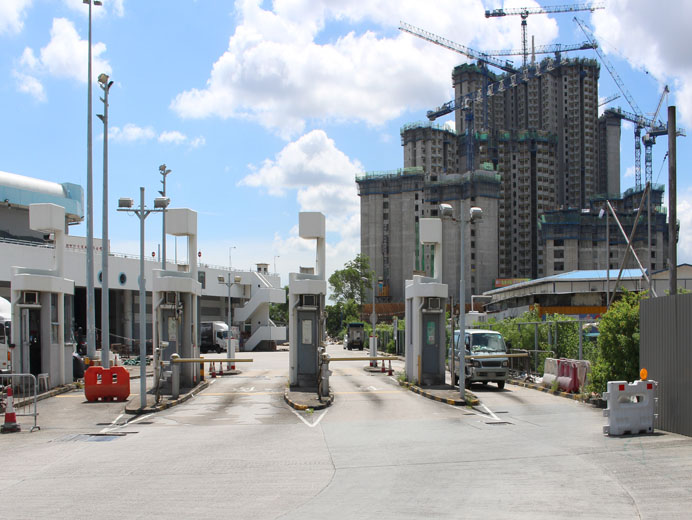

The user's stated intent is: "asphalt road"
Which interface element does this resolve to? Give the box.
[2,344,692,519]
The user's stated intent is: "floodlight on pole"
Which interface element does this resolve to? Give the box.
[439,202,482,399]
[84,0,102,362]
[158,164,172,269]
[97,71,113,368]
[117,187,166,410]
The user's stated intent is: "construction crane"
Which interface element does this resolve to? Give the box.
[484,40,596,60]
[574,17,683,188]
[400,21,597,142]
[399,21,518,74]
[485,2,605,67]
[598,93,620,107]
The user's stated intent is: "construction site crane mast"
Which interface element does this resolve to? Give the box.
[574,17,685,188]
[486,2,605,67]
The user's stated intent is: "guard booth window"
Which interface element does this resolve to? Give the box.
[198,271,206,289]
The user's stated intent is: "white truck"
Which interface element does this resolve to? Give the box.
[200,321,229,353]
[0,297,11,373]
[451,329,510,390]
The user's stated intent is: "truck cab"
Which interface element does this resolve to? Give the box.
[452,329,509,390]
[200,321,229,353]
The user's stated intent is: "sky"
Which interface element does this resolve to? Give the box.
[1,0,691,288]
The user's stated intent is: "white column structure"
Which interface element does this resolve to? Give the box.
[11,204,75,387]
[289,212,327,387]
[152,208,201,389]
[405,218,448,386]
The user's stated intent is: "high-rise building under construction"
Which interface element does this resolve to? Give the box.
[358,56,633,305]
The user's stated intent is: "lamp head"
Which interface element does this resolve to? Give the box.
[118,198,134,209]
[469,206,483,221]
[439,203,454,217]
[97,73,109,85]
[217,276,225,284]
[154,197,170,209]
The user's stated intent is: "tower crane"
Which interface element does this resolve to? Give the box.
[485,2,605,67]
[599,93,620,107]
[400,21,600,169]
[575,17,685,188]
[484,40,596,60]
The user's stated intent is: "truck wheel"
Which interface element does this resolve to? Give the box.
[464,379,472,390]
[453,374,459,385]
[497,381,505,390]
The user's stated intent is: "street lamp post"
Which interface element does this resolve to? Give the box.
[158,164,172,269]
[118,189,168,410]
[218,274,241,370]
[440,203,482,399]
[85,0,102,362]
[97,73,113,368]
[229,246,236,269]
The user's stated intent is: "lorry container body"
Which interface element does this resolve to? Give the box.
[346,322,365,350]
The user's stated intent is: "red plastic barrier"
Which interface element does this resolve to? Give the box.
[84,366,131,402]
[555,358,590,393]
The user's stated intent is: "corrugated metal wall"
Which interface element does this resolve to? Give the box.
[640,294,692,437]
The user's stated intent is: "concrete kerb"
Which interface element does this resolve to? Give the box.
[398,380,480,407]
[508,378,590,402]
[124,379,211,415]
[284,387,334,411]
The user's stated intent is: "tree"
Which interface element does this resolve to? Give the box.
[589,290,645,393]
[325,299,360,339]
[328,254,373,304]
[269,286,289,325]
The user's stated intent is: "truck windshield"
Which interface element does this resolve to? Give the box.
[469,333,505,354]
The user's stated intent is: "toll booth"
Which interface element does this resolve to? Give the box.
[11,204,75,387]
[152,208,201,390]
[289,212,326,388]
[405,218,448,386]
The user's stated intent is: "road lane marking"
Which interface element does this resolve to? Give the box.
[291,407,329,428]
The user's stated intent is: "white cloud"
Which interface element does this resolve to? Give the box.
[190,136,206,148]
[241,128,364,277]
[676,189,692,265]
[0,0,32,35]
[14,17,111,99]
[12,70,45,102]
[111,123,156,143]
[592,0,692,127]
[171,0,558,139]
[624,165,635,179]
[158,130,187,145]
[240,129,363,197]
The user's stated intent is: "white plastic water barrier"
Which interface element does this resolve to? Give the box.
[603,379,658,436]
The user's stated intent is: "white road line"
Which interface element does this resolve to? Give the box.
[478,403,502,421]
[291,407,330,428]
[99,413,125,434]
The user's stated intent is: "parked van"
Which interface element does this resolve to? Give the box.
[200,321,229,353]
[451,329,509,390]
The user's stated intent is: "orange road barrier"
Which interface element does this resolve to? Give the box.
[84,366,130,402]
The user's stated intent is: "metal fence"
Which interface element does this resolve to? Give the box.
[375,329,405,356]
[1,373,40,432]
[640,293,692,437]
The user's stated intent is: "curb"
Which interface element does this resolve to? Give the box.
[283,389,334,411]
[398,380,480,406]
[13,383,80,408]
[124,379,211,415]
[508,379,589,402]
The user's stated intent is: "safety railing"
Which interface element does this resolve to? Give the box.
[169,355,253,399]
[1,373,40,432]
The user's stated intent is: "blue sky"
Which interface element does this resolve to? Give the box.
[1,0,691,287]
